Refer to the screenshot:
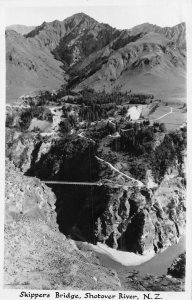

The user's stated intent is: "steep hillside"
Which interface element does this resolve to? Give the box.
[4,159,122,290]
[6,30,66,101]
[6,13,186,102]
[71,23,186,101]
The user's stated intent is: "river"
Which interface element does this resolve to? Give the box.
[95,235,185,276]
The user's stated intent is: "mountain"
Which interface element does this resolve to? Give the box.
[6,24,35,35]
[25,13,120,57]
[6,13,186,102]
[68,22,186,101]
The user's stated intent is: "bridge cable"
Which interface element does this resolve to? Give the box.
[88,143,96,244]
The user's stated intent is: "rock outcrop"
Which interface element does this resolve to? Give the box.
[6,129,41,173]
[117,270,185,291]
[5,159,57,225]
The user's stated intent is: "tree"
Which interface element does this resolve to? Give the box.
[6,114,14,128]
[153,122,159,128]
[32,126,40,132]
[120,106,127,116]
[159,123,167,133]
[59,119,71,136]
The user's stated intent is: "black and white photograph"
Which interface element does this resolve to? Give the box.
[1,0,192,298]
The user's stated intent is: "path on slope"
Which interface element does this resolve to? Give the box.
[95,156,144,187]
[151,106,173,122]
[78,132,145,187]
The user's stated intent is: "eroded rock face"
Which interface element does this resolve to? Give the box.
[5,159,57,226]
[6,129,40,173]
[72,176,185,254]
[4,159,122,290]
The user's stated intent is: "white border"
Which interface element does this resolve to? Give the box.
[0,1,191,299]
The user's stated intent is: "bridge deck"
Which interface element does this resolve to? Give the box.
[43,181,102,186]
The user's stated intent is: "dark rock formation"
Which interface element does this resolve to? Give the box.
[117,270,185,291]
[167,252,186,278]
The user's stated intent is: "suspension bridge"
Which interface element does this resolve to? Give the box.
[42,180,138,188]
[43,181,103,186]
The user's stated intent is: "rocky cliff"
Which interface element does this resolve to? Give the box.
[6,128,42,173]
[72,166,185,254]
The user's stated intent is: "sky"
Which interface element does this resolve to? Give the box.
[4,0,189,29]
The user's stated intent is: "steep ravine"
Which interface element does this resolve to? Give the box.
[6,129,186,255]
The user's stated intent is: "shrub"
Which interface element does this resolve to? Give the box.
[159,123,167,132]
[59,119,71,136]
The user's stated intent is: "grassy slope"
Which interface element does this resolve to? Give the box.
[149,106,186,130]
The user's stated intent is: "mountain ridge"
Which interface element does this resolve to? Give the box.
[6,24,35,35]
[6,13,186,102]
